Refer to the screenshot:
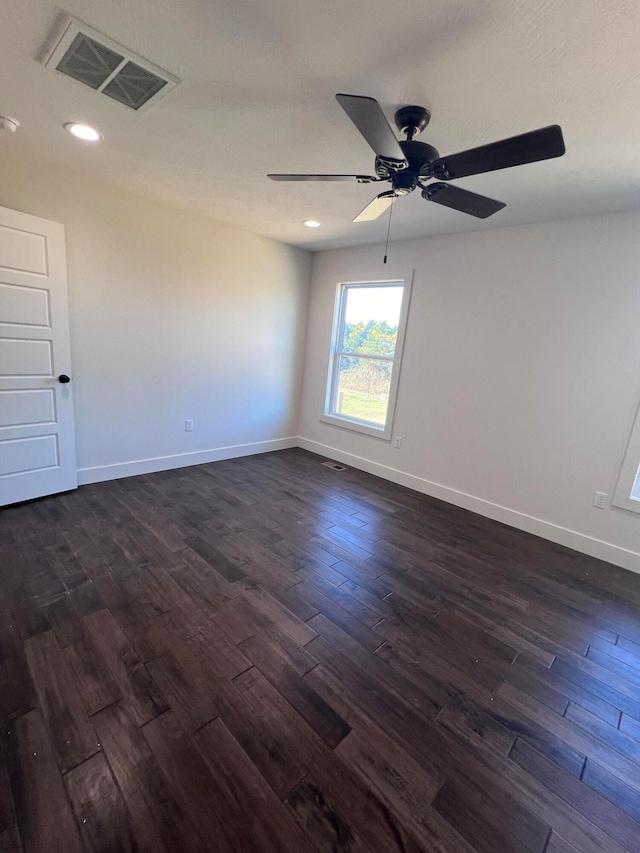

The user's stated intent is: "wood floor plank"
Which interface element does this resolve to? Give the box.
[23,631,100,773]
[496,682,640,792]
[619,712,640,743]
[434,609,519,664]
[492,683,587,776]
[0,754,15,832]
[581,758,640,823]
[284,777,374,853]
[242,622,318,676]
[141,710,244,852]
[219,666,325,798]
[65,752,138,852]
[376,635,498,705]
[238,633,350,747]
[1,710,84,853]
[545,833,581,853]
[510,737,640,852]
[587,644,640,687]
[309,612,449,719]
[511,654,622,725]
[618,635,640,659]
[552,654,640,709]
[295,582,383,651]
[242,584,318,646]
[0,611,35,726]
[0,824,22,853]
[436,695,630,853]
[91,702,178,853]
[83,609,168,725]
[303,642,542,852]
[63,626,122,717]
[121,569,174,620]
[565,701,640,762]
[146,648,221,734]
[305,635,442,748]
[335,730,475,853]
[435,697,518,757]
[304,749,440,853]
[4,448,640,852]
[164,552,236,617]
[432,777,543,853]
[590,637,640,671]
[84,564,161,664]
[91,701,170,809]
[502,662,570,716]
[137,595,226,663]
[194,717,316,852]
[183,535,247,583]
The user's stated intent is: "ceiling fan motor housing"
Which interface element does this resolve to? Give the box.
[391,171,417,195]
[376,140,440,188]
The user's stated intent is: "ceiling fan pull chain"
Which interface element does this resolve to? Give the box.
[383,199,394,264]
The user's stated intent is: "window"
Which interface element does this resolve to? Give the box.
[322,274,412,439]
[613,399,640,514]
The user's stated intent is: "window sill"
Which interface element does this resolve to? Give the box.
[611,493,640,515]
[320,412,392,440]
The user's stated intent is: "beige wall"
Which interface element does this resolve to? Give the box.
[0,150,311,480]
[299,211,640,572]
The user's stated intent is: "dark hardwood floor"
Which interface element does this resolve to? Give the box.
[2,448,640,852]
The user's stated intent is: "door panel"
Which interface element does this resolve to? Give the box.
[0,224,48,275]
[0,338,53,376]
[0,435,58,476]
[0,282,50,326]
[0,206,77,506]
[0,389,56,427]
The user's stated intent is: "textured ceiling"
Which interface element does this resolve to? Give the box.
[1,0,639,250]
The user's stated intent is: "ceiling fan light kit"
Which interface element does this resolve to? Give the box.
[268,94,565,224]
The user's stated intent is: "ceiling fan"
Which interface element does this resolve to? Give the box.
[268,95,565,221]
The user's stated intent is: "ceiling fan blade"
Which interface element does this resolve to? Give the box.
[431,125,565,180]
[268,174,377,182]
[353,191,396,222]
[336,94,407,167]
[423,183,506,218]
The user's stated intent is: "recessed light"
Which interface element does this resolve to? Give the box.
[64,123,102,142]
[303,220,321,228]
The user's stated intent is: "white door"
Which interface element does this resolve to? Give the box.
[0,206,77,506]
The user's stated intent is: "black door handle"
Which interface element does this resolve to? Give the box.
[58,374,71,384]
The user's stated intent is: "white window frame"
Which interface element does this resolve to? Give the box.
[613,398,640,514]
[321,271,413,440]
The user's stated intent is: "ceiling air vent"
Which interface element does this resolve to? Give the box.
[43,16,180,112]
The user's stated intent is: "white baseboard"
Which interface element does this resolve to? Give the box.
[77,433,640,575]
[77,437,298,485]
[298,436,640,575]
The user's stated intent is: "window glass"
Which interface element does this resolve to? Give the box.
[339,286,403,356]
[323,278,411,439]
[334,355,393,426]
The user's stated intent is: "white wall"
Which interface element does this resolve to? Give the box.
[3,147,638,573]
[299,211,640,572]
[0,151,311,481]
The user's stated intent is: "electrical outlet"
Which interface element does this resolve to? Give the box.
[593,491,608,509]
[185,419,194,432]
[393,436,402,449]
